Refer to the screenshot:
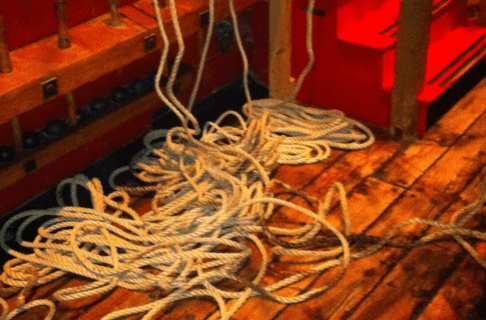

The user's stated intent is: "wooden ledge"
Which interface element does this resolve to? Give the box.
[0,0,261,127]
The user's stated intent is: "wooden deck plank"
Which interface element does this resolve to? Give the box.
[424,77,486,147]
[74,288,149,320]
[416,255,486,320]
[61,154,350,320]
[3,76,486,320]
[1,148,347,320]
[343,166,486,320]
[272,94,486,320]
[376,140,447,187]
[199,142,401,320]
[134,143,399,320]
[272,151,346,190]
[126,152,352,320]
[269,141,398,230]
[305,141,400,199]
[367,111,486,238]
[321,112,486,320]
[234,178,405,320]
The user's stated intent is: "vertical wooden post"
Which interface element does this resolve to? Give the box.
[66,92,77,124]
[390,0,433,141]
[55,0,71,49]
[0,14,12,74]
[478,0,486,25]
[269,0,293,100]
[108,0,122,27]
[10,117,22,153]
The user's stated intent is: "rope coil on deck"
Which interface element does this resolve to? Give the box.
[1,0,486,319]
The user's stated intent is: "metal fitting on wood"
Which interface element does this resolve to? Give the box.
[108,0,122,27]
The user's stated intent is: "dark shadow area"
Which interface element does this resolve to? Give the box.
[426,57,486,129]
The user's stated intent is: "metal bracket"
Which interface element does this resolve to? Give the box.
[216,21,233,54]
[200,11,210,27]
[302,7,326,17]
[42,78,58,100]
[23,159,37,173]
[144,34,157,52]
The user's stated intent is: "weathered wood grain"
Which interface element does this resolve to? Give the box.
[377,140,447,187]
[241,178,404,320]
[343,164,486,320]
[424,77,486,147]
[268,0,293,100]
[3,56,486,320]
[390,0,432,140]
[130,142,399,320]
[367,112,486,238]
[305,141,399,199]
[270,102,486,320]
[200,142,401,320]
[325,113,486,320]
[417,256,486,320]
[0,14,12,74]
[272,151,346,190]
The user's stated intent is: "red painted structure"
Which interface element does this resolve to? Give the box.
[292,0,486,137]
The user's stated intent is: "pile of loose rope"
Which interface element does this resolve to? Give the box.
[2,0,486,320]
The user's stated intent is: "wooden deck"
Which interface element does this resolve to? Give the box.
[4,77,486,319]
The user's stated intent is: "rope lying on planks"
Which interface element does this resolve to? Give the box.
[1,1,486,320]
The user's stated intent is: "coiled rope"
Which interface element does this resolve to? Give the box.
[1,0,486,320]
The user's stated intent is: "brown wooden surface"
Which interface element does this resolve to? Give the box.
[9,117,22,153]
[390,0,433,140]
[3,80,486,319]
[268,0,293,100]
[55,0,71,49]
[0,0,261,127]
[108,0,123,28]
[0,0,265,214]
[66,92,77,125]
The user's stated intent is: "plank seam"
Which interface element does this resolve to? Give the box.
[422,103,486,147]
[408,251,468,320]
[340,160,486,320]
[273,109,486,319]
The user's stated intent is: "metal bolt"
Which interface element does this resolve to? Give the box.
[42,78,58,99]
[144,34,157,52]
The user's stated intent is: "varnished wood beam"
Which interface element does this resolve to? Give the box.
[54,0,71,49]
[269,0,293,100]
[390,0,433,141]
[0,14,12,74]
[0,0,262,127]
[66,92,77,125]
[9,117,22,153]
